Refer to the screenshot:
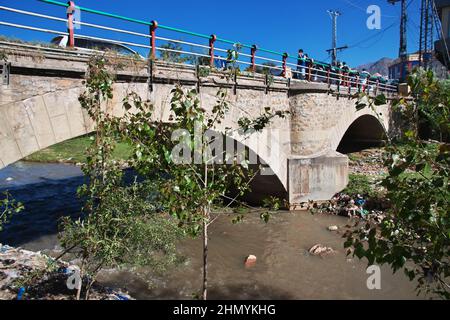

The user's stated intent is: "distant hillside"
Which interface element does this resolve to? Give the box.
[356,57,394,76]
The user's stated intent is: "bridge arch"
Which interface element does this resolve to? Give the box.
[336,114,386,153]
[210,133,288,204]
[329,107,389,154]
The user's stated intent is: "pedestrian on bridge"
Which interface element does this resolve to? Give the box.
[296,49,306,80]
[341,62,350,87]
[359,69,370,92]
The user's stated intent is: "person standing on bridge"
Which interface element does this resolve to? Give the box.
[341,62,350,87]
[359,68,370,92]
[306,55,317,82]
[296,49,306,80]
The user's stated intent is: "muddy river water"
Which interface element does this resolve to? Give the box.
[0,161,424,299]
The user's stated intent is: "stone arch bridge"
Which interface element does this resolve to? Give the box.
[0,45,396,208]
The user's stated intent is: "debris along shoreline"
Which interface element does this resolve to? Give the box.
[0,243,132,300]
[311,148,388,219]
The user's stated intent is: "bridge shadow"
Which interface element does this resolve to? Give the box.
[0,167,139,248]
[0,174,84,248]
[238,164,287,206]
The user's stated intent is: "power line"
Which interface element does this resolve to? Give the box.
[341,0,397,18]
[348,21,398,48]
[355,30,394,49]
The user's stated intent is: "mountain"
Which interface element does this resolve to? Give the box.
[356,57,394,76]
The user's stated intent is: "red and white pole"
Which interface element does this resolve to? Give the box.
[150,20,158,59]
[209,34,216,67]
[250,45,257,72]
[66,1,75,47]
[282,53,288,77]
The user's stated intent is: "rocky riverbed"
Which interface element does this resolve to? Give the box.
[348,148,387,176]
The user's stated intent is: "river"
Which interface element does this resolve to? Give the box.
[0,161,423,299]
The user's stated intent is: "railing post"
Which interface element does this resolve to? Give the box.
[348,74,351,94]
[307,60,312,81]
[150,20,158,59]
[375,79,379,95]
[250,45,257,72]
[282,53,288,78]
[327,68,330,86]
[66,1,75,47]
[209,34,216,67]
[337,68,341,92]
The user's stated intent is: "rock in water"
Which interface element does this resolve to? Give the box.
[244,255,257,268]
[309,244,335,256]
[328,225,338,231]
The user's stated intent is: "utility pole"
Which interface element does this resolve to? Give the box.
[326,10,348,65]
[388,0,408,79]
[419,0,434,68]
[388,0,408,59]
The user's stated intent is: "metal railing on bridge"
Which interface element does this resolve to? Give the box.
[0,0,398,95]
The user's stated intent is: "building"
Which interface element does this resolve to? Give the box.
[434,0,450,68]
[388,53,420,80]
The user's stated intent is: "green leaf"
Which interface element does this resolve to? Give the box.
[356,102,366,111]
[374,94,387,106]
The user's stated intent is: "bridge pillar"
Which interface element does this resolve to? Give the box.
[287,151,348,209]
[287,87,353,208]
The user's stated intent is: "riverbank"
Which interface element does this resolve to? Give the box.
[0,243,133,300]
[23,134,133,165]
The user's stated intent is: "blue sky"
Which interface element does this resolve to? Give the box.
[0,0,422,67]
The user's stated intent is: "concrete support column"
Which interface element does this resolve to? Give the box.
[287,151,348,209]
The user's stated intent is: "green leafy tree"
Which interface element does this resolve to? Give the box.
[116,52,288,298]
[159,41,189,64]
[225,43,242,72]
[119,86,287,299]
[0,191,24,232]
[59,52,287,300]
[344,68,450,299]
[59,56,182,300]
[255,61,277,75]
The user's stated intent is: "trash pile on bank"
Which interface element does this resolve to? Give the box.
[309,193,386,224]
[323,193,385,218]
[0,243,133,300]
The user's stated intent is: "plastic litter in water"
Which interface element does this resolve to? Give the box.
[0,244,12,253]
